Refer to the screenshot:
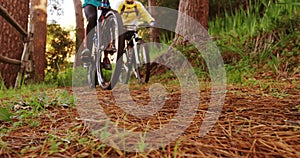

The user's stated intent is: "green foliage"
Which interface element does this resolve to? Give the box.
[0,84,53,107]
[158,0,299,84]
[72,66,89,87]
[57,67,73,87]
[225,62,255,84]
[0,75,7,90]
[45,66,88,87]
[45,67,73,87]
[13,89,75,112]
[0,106,11,121]
[0,84,74,118]
[207,0,300,83]
[159,32,175,45]
[46,24,75,76]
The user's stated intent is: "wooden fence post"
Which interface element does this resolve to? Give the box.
[0,4,32,89]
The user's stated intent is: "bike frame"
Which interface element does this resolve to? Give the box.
[124,25,147,65]
[123,24,150,83]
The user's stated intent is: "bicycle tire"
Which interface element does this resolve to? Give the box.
[86,41,99,89]
[95,10,125,90]
[119,48,133,84]
[134,41,150,84]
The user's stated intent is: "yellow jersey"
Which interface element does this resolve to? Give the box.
[117,1,154,25]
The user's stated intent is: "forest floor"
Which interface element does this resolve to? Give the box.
[0,78,300,157]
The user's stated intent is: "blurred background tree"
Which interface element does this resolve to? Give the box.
[46,24,75,78]
[30,0,48,82]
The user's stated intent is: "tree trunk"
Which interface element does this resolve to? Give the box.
[73,0,84,67]
[151,0,209,74]
[30,0,48,82]
[174,0,209,45]
[148,0,159,43]
[0,0,30,88]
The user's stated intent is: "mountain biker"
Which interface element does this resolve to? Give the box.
[117,0,156,27]
[81,0,112,70]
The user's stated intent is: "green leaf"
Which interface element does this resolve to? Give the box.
[0,107,11,121]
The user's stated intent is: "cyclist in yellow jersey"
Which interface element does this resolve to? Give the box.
[117,0,156,26]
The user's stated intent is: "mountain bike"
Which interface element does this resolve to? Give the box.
[86,1,125,90]
[119,24,150,84]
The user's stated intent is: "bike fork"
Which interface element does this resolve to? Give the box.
[133,38,139,65]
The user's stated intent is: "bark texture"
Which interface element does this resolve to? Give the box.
[174,0,209,45]
[148,0,159,43]
[30,0,48,82]
[73,0,84,67]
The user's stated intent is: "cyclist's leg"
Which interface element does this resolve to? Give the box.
[81,5,97,61]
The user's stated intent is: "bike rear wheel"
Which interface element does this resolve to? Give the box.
[133,41,150,84]
[96,10,125,90]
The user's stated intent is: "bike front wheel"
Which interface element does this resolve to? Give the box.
[119,48,133,84]
[96,10,125,90]
[87,61,96,88]
[133,41,150,84]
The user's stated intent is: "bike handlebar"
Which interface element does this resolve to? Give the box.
[124,24,151,31]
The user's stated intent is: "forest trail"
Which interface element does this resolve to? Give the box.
[1,81,300,157]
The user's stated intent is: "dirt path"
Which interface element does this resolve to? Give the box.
[1,81,300,157]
